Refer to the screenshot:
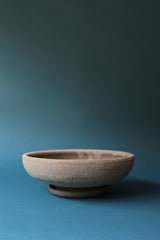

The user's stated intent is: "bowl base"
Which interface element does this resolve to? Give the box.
[48,185,108,198]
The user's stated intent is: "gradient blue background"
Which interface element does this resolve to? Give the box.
[0,1,160,239]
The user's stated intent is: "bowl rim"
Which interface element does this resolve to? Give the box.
[22,149,135,162]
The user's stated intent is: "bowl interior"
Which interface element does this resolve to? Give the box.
[27,150,133,160]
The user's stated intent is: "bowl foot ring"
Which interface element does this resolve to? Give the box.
[48,185,108,198]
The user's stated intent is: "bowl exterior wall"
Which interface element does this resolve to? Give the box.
[23,156,135,187]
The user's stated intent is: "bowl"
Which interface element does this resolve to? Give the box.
[22,149,135,198]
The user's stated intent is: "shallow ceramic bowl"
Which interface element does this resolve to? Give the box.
[22,149,135,198]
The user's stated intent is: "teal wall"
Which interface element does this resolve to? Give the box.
[0,0,159,180]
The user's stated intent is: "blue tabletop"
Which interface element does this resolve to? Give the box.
[0,157,160,240]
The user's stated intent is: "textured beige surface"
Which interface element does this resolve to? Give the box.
[22,149,135,189]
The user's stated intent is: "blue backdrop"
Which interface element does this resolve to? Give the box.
[0,1,160,239]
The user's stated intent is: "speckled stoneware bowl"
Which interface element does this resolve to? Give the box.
[22,149,135,198]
